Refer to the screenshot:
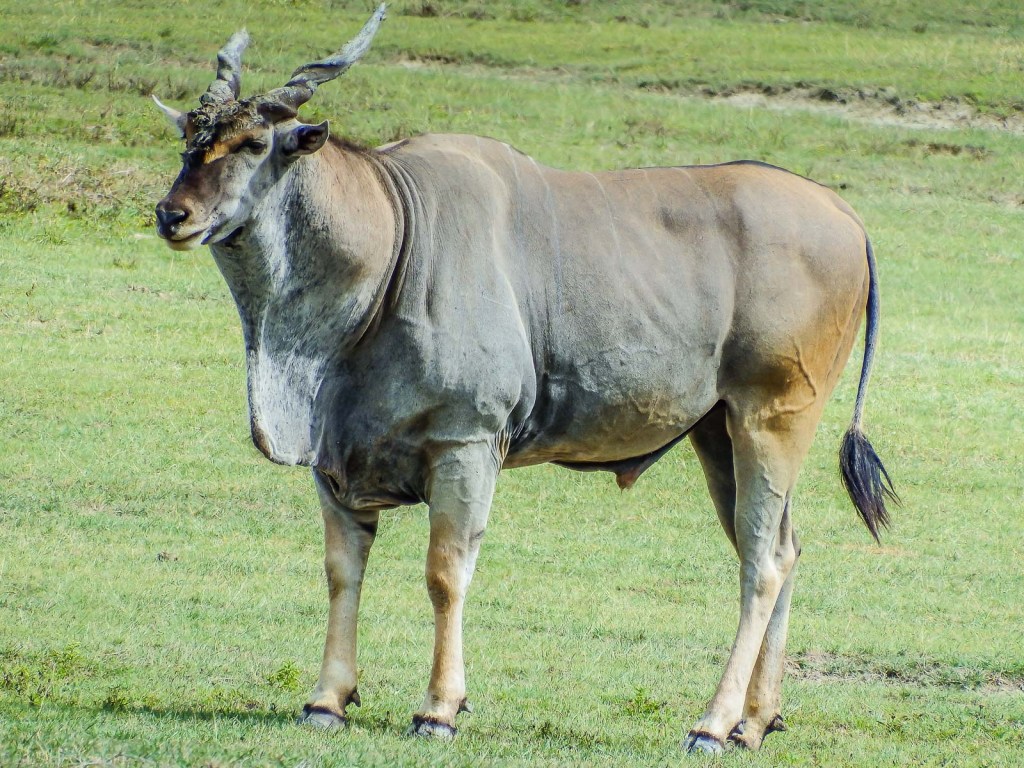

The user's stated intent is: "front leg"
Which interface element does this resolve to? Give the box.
[410,443,498,739]
[299,470,379,728]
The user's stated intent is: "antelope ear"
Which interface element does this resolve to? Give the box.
[152,94,187,138]
[282,121,330,157]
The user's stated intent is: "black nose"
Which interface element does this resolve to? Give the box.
[155,202,189,233]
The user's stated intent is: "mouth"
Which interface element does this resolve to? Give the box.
[157,220,243,250]
[160,229,205,251]
[203,223,245,247]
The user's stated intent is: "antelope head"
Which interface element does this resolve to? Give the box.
[154,5,386,250]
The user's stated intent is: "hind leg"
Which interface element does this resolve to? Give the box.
[689,405,802,751]
[731,517,800,749]
[685,404,819,753]
[689,403,738,550]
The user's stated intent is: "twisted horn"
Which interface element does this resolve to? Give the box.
[200,29,250,106]
[265,4,386,111]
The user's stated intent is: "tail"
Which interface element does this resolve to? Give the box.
[839,239,899,542]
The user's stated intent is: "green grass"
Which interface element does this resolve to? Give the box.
[2,1,1023,766]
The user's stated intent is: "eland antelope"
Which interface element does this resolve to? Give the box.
[154,5,897,753]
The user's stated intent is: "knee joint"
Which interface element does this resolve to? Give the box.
[776,537,798,574]
[324,556,363,597]
[425,570,457,611]
[742,559,786,598]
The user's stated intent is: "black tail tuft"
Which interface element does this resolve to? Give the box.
[839,427,899,543]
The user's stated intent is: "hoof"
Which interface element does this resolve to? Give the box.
[297,705,346,729]
[765,713,788,735]
[727,715,786,750]
[727,720,753,749]
[408,715,457,741]
[684,730,726,755]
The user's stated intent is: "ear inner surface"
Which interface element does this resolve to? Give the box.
[284,122,330,156]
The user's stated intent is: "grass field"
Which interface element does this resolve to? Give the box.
[1,1,1023,766]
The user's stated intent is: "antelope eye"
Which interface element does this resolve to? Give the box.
[239,139,268,154]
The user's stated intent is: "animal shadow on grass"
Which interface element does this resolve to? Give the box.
[99,695,428,738]
[97,688,296,729]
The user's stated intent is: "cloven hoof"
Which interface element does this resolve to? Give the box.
[727,715,788,750]
[765,714,788,735]
[297,705,346,729]
[727,719,748,746]
[408,715,458,741]
[684,730,727,755]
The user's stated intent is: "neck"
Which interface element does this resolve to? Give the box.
[211,141,403,466]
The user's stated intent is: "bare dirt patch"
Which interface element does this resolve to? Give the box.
[398,55,1024,134]
[787,649,1024,693]
[708,85,1024,134]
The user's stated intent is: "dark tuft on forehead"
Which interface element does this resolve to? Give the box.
[186,99,265,150]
